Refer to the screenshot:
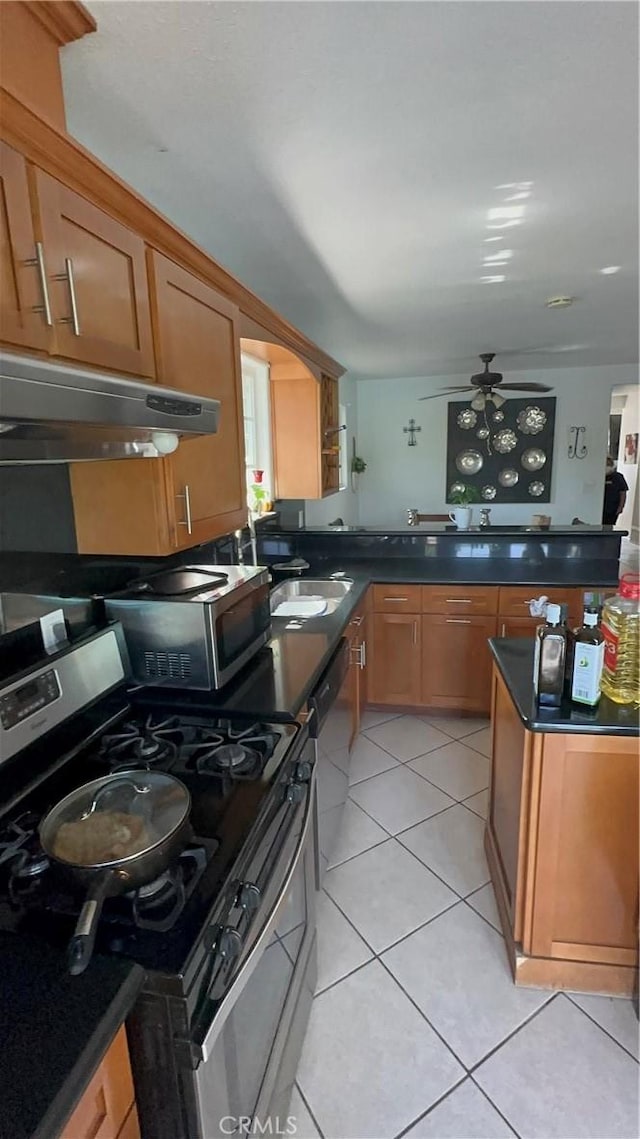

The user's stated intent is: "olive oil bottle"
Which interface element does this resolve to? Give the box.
[533,603,567,707]
[571,610,605,707]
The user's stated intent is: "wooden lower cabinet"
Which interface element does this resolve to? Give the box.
[486,667,639,995]
[369,611,421,705]
[61,1025,137,1139]
[498,615,539,639]
[422,614,497,713]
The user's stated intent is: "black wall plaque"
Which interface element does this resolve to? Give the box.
[445,397,556,504]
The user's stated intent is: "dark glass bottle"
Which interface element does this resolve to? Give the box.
[571,610,605,706]
[534,602,567,707]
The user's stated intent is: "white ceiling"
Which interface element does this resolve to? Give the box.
[62,1,639,379]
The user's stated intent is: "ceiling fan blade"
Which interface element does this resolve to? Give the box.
[498,383,554,392]
[418,387,474,401]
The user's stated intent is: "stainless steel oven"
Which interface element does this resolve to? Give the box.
[104,565,271,690]
[184,758,317,1136]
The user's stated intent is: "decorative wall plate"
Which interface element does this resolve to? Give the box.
[449,481,467,497]
[457,408,477,429]
[521,447,546,472]
[492,410,505,423]
[498,468,519,487]
[481,485,497,500]
[528,480,545,497]
[477,427,490,439]
[517,406,547,434]
[493,428,518,454]
[455,449,484,474]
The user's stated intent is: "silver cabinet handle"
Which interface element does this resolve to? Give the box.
[25,242,53,326]
[361,640,366,669]
[384,597,408,603]
[446,618,471,624]
[446,598,472,604]
[501,623,506,636]
[412,621,417,644]
[350,615,364,626]
[54,257,80,335]
[176,485,192,533]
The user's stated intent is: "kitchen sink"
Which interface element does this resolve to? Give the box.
[270,578,354,617]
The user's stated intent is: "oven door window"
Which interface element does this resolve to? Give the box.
[192,805,314,1135]
[214,585,270,673]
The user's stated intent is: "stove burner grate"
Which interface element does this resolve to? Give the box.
[99,714,183,770]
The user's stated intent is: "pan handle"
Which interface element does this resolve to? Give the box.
[67,871,117,976]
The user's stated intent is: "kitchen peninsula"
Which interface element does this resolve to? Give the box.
[486,638,638,997]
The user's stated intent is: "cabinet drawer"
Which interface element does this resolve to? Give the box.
[422,585,499,615]
[498,586,581,619]
[373,584,421,612]
[61,1026,134,1139]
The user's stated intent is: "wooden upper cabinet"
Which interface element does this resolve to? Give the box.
[72,254,247,555]
[0,141,50,350]
[422,614,497,713]
[148,251,247,547]
[33,169,155,377]
[270,360,340,500]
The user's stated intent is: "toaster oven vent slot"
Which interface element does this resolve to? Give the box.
[144,651,192,679]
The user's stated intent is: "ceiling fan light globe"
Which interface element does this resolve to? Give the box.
[471,393,486,411]
[492,392,506,409]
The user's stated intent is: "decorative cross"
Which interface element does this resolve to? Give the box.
[403,418,422,447]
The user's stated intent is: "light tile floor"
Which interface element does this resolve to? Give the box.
[294,713,639,1139]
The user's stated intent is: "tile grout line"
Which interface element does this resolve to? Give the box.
[467,1071,523,1139]
[391,1073,470,1139]
[293,1080,326,1139]
[461,895,504,938]
[466,991,560,1076]
[377,952,471,1073]
[563,992,640,1064]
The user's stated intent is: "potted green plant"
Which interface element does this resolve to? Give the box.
[448,484,480,529]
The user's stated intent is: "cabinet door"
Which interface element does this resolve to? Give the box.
[499,615,539,639]
[422,614,497,713]
[149,251,247,547]
[0,141,50,350]
[33,169,155,376]
[369,612,421,705]
[61,1025,134,1139]
[498,586,581,622]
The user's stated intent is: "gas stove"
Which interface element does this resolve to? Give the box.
[0,626,301,979]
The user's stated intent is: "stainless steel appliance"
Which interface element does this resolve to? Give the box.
[0,350,220,463]
[0,623,317,1139]
[104,565,271,690]
[309,640,352,881]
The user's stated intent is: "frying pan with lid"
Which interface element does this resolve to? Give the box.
[40,770,191,975]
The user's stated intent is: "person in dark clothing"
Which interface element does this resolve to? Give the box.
[602,455,628,525]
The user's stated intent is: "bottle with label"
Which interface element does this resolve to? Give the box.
[571,611,605,706]
[533,602,567,707]
[599,574,640,705]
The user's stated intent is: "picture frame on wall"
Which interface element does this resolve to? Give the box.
[623,433,638,464]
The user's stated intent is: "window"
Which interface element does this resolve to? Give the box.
[241,354,273,509]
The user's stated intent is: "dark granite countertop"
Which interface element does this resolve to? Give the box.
[277,523,627,536]
[0,932,144,1139]
[140,576,371,722]
[489,637,639,735]
[300,557,620,587]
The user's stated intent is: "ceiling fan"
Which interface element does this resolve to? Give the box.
[419,353,554,410]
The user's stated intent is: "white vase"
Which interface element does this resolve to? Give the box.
[449,506,472,530]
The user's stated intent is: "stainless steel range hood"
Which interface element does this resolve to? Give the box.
[0,351,220,463]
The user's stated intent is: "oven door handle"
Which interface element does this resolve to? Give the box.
[193,768,316,1065]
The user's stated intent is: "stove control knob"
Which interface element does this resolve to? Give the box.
[218,927,243,963]
[237,883,261,913]
[295,761,312,783]
[286,782,304,804]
